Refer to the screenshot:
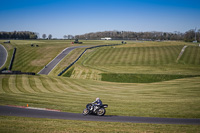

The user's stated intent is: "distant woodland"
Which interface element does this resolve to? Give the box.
[0,29,199,42]
[75,29,200,42]
[0,31,38,39]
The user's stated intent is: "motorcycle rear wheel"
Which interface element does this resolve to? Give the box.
[97,108,106,116]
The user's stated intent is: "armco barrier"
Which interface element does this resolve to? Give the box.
[8,48,16,70]
[0,70,35,75]
[0,67,7,72]
[58,44,121,76]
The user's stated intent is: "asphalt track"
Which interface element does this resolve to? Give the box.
[38,45,89,75]
[0,44,8,68]
[0,106,200,125]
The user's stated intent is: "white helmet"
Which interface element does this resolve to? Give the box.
[96,97,100,101]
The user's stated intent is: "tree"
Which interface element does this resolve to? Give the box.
[67,35,74,40]
[184,30,195,42]
[63,35,67,39]
[48,34,52,40]
[42,34,46,39]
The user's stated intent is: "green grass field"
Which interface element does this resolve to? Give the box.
[0,74,200,118]
[0,40,114,72]
[65,42,200,82]
[0,40,200,132]
[1,116,199,133]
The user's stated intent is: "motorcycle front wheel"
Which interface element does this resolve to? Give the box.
[82,108,90,116]
[97,108,106,116]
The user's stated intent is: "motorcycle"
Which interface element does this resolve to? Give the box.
[82,103,108,116]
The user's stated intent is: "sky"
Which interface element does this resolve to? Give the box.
[0,0,200,38]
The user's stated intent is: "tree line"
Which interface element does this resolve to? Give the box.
[0,31,38,39]
[74,29,200,42]
[42,34,53,39]
[1,29,199,42]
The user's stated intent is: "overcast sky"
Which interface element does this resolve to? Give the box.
[0,0,199,38]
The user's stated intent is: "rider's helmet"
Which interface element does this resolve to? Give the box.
[96,97,100,101]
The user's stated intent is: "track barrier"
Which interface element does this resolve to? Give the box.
[8,48,16,70]
[0,70,35,75]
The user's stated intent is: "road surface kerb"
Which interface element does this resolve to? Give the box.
[7,105,61,112]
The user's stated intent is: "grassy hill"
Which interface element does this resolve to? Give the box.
[0,40,200,132]
[59,41,200,82]
[0,40,114,73]
[0,74,200,119]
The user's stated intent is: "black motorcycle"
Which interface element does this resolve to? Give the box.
[82,103,108,116]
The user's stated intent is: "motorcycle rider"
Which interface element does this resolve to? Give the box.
[92,97,102,111]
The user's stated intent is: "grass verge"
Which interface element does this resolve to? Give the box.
[0,116,199,133]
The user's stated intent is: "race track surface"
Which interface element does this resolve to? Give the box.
[0,44,8,68]
[38,45,89,75]
[0,106,200,125]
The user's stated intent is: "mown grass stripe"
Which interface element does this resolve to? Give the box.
[21,75,36,93]
[145,47,149,64]
[2,75,13,93]
[132,48,137,65]
[52,78,73,92]
[93,49,106,65]
[149,47,155,65]
[34,76,50,93]
[8,75,21,93]
[162,47,169,64]
[105,48,115,65]
[195,47,200,65]
[108,48,117,65]
[39,77,58,93]
[139,48,145,65]
[28,76,42,93]
[145,47,150,65]
[191,47,198,65]
[63,79,87,92]
[166,46,175,63]
[172,46,180,61]
[0,76,5,93]
[47,77,64,93]
[15,75,30,93]
[58,78,78,92]
[125,47,132,65]
[86,49,99,65]
[120,48,128,64]
[158,47,164,65]
[118,48,126,64]
[76,68,82,79]
[125,48,132,65]
[70,80,97,91]
[152,47,157,65]
[141,47,146,64]
[59,78,79,92]
[179,46,190,64]
[188,47,194,64]
[135,47,140,65]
